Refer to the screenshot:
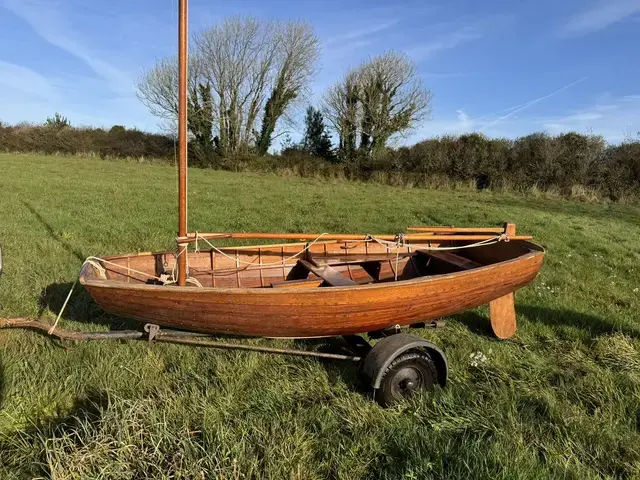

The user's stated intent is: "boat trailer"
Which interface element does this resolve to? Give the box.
[2,243,450,406]
[0,313,448,407]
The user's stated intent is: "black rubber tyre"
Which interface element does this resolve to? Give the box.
[374,350,438,407]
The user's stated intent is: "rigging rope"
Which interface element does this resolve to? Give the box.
[47,232,510,334]
[194,232,332,266]
[368,233,509,252]
[47,252,186,334]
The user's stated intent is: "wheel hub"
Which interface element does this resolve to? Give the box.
[393,367,422,396]
[402,379,415,390]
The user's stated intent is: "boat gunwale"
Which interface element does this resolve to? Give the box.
[79,242,545,295]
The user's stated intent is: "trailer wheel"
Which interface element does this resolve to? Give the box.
[374,350,438,407]
[362,333,447,407]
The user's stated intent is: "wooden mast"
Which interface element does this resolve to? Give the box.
[177,0,188,286]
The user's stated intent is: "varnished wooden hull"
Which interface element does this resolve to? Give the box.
[80,241,544,338]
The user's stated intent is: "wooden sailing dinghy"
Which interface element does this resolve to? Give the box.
[80,230,543,338]
[79,0,544,340]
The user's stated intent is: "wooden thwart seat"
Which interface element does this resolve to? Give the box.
[416,250,482,270]
[310,253,413,267]
[297,260,358,287]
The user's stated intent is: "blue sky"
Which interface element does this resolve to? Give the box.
[1,0,639,144]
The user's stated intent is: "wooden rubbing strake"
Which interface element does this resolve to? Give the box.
[271,278,324,289]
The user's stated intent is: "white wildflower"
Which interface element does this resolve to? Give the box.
[470,351,488,367]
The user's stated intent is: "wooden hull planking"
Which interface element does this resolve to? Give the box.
[80,240,544,338]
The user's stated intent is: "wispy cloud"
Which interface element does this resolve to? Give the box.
[325,20,400,46]
[405,14,512,63]
[2,0,133,92]
[560,0,640,36]
[0,60,61,101]
[422,72,470,78]
[322,18,401,63]
[408,90,640,144]
[481,77,588,129]
[0,1,154,129]
[406,27,482,62]
[456,109,471,128]
[540,94,640,142]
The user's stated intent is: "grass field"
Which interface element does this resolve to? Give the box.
[1,152,640,479]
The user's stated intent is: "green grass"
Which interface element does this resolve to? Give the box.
[1,152,640,479]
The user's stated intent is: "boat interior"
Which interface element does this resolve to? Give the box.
[82,238,541,289]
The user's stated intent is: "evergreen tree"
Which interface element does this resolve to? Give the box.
[188,82,215,163]
[45,112,71,128]
[302,106,334,159]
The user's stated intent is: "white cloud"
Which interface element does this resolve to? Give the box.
[0,0,156,129]
[406,92,640,144]
[456,109,469,123]
[0,60,61,101]
[406,28,482,62]
[2,0,133,93]
[410,77,588,139]
[551,112,602,122]
[404,14,512,63]
[539,95,640,142]
[561,0,640,36]
[455,109,473,131]
[325,20,400,47]
[322,40,374,63]
[321,12,402,63]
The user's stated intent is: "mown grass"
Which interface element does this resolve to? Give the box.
[1,152,639,479]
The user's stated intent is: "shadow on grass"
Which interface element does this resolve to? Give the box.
[0,358,4,411]
[517,304,640,338]
[293,336,369,394]
[441,305,637,340]
[0,389,109,478]
[449,310,495,338]
[39,282,138,330]
[22,201,86,262]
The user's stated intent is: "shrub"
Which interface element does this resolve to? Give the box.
[0,121,638,201]
[0,123,173,160]
[600,142,640,200]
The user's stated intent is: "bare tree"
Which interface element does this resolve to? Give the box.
[137,17,319,157]
[323,51,432,158]
[195,17,278,155]
[137,55,214,159]
[256,21,320,155]
[323,70,360,158]
[136,55,204,121]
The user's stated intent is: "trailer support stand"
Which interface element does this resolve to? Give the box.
[144,323,160,345]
